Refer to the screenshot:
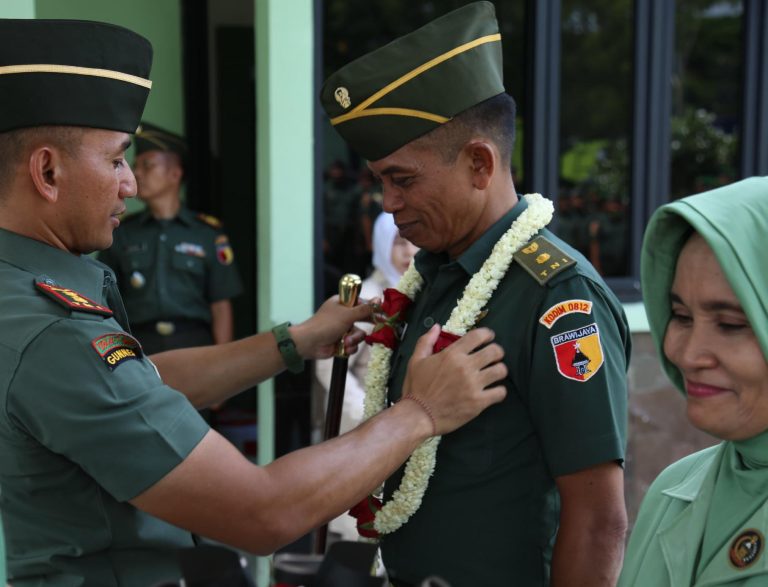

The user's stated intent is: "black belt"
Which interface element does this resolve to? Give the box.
[133,319,209,336]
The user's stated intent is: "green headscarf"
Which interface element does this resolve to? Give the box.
[642,176,768,392]
[641,176,768,582]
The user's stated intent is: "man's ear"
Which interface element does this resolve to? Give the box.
[466,141,495,190]
[28,146,62,203]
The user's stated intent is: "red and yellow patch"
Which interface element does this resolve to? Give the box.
[538,299,593,329]
[550,323,604,382]
[36,282,113,317]
[91,333,143,371]
[215,234,235,265]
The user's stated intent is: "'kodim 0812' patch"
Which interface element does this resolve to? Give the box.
[538,299,593,329]
[91,333,143,371]
[550,323,604,382]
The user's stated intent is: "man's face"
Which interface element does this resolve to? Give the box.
[133,150,179,201]
[368,141,484,258]
[59,129,136,254]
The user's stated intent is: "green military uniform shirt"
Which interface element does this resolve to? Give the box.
[381,198,630,587]
[0,228,210,586]
[98,207,243,325]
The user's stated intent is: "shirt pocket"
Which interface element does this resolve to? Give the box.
[171,252,206,276]
[120,249,152,273]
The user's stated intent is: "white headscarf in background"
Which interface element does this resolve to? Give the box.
[371,212,402,287]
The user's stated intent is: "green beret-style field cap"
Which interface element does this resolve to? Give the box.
[320,1,505,162]
[0,19,152,134]
[134,121,187,158]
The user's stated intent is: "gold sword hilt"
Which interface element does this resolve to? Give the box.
[336,273,362,357]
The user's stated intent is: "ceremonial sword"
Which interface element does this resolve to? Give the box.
[315,273,362,554]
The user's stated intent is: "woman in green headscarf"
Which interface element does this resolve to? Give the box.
[619,176,768,586]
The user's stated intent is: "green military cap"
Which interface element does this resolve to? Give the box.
[0,19,152,134]
[134,121,187,158]
[320,1,505,162]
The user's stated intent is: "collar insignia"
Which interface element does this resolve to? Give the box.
[35,281,113,317]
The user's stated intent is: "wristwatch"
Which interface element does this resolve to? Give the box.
[272,321,304,374]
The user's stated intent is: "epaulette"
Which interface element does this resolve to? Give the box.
[35,278,113,317]
[196,213,223,229]
[513,236,576,286]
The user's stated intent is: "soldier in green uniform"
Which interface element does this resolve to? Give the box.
[321,3,630,585]
[0,17,509,586]
[98,122,243,355]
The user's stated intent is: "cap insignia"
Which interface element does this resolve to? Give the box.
[334,86,352,109]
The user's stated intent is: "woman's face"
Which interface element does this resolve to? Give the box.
[664,233,768,441]
[391,234,419,275]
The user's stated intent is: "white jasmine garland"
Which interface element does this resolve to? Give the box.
[360,193,554,535]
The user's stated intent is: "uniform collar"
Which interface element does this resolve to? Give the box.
[0,228,108,302]
[139,205,195,226]
[413,196,529,280]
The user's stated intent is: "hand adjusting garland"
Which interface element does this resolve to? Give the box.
[352,193,555,538]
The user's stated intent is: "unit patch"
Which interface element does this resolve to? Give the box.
[514,236,576,285]
[174,242,206,258]
[550,322,604,382]
[215,234,235,265]
[35,282,113,317]
[729,529,763,569]
[91,333,143,371]
[539,299,593,329]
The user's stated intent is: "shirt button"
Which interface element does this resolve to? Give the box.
[423,316,434,328]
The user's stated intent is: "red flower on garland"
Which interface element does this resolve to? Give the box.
[433,330,461,353]
[365,288,413,350]
[348,494,383,538]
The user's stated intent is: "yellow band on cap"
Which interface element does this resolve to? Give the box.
[331,107,450,126]
[0,64,152,89]
[331,33,501,126]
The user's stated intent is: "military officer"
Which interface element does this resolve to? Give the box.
[99,122,243,355]
[320,2,630,586]
[0,18,508,586]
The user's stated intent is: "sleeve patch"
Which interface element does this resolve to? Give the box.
[514,236,576,285]
[35,281,113,317]
[215,234,235,265]
[538,299,593,329]
[550,323,604,382]
[91,333,143,371]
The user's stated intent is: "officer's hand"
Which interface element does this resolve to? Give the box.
[291,295,374,360]
[401,325,507,436]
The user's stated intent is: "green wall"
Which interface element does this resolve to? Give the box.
[34,0,185,214]
[35,0,184,133]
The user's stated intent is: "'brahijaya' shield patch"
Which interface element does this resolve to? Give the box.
[550,323,604,382]
[91,333,143,371]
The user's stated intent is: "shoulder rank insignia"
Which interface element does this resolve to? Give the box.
[514,236,576,286]
[196,213,223,229]
[35,281,113,317]
[91,333,143,371]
